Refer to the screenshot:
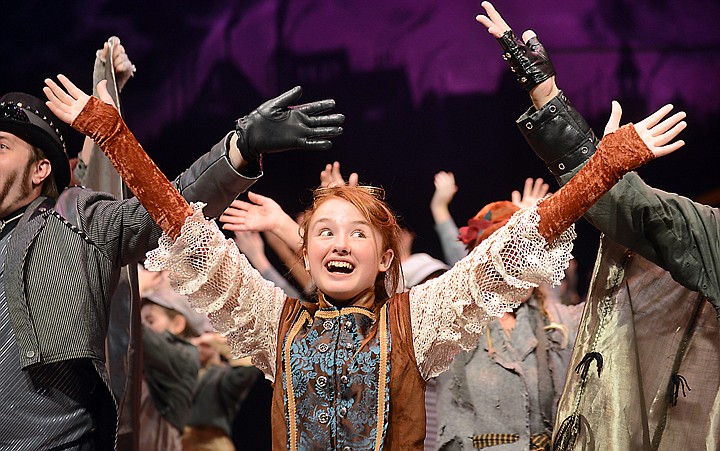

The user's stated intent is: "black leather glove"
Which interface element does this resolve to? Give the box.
[235,86,344,161]
[497,30,555,92]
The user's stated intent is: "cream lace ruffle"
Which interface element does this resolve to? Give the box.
[146,203,575,383]
[145,203,286,381]
[410,205,575,379]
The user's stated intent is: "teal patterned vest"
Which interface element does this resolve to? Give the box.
[280,289,392,450]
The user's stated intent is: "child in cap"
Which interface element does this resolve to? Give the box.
[140,288,209,451]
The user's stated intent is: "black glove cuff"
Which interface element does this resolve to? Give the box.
[517,92,599,177]
[235,115,259,162]
[238,154,262,178]
[498,30,556,92]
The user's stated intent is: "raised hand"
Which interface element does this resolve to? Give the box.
[604,101,687,158]
[43,75,115,125]
[97,36,136,91]
[220,192,293,234]
[430,171,458,224]
[235,86,345,162]
[431,171,458,209]
[476,1,558,106]
[319,161,359,188]
[511,177,550,208]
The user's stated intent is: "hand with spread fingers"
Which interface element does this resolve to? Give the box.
[511,177,549,209]
[605,101,687,158]
[234,86,345,162]
[221,192,303,253]
[43,75,115,125]
[221,193,289,234]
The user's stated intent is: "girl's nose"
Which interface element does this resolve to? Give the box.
[332,237,349,254]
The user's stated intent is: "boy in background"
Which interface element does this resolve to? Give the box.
[140,288,209,450]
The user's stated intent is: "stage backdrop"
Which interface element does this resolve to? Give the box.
[5,0,719,292]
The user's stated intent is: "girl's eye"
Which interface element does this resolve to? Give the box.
[318,229,333,237]
[351,230,366,238]
[0,144,7,150]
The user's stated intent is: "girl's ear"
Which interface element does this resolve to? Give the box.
[303,249,310,272]
[378,248,394,272]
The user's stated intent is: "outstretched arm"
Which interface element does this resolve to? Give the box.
[45,75,346,237]
[411,53,685,380]
[478,1,685,241]
[535,103,685,242]
[481,3,720,312]
[45,75,193,238]
[575,103,718,305]
[479,2,720,308]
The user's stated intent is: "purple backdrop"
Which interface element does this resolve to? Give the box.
[5,0,720,291]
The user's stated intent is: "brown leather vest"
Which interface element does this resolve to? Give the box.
[271,291,426,450]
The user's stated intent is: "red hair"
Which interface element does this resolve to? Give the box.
[459,201,520,252]
[300,185,402,301]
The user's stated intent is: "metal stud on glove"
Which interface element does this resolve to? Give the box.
[496,30,556,92]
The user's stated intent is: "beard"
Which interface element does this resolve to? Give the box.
[0,158,35,216]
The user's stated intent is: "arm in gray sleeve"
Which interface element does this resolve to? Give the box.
[175,132,261,219]
[572,172,720,308]
[434,218,467,266]
[261,265,302,300]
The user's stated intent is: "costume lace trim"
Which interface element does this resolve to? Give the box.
[145,203,286,380]
[146,203,575,382]
[409,205,575,379]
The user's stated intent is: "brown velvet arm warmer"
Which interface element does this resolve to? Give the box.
[72,96,193,239]
[537,124,653,242]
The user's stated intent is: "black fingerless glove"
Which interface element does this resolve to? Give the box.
[497,30,556,92]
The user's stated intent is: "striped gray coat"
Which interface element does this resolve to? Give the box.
[2,135,258,448]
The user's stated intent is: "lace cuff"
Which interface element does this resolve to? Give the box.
[409,205,575,379]
[145,203,286,381]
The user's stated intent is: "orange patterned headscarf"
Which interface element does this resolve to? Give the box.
[458,201,520,252]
